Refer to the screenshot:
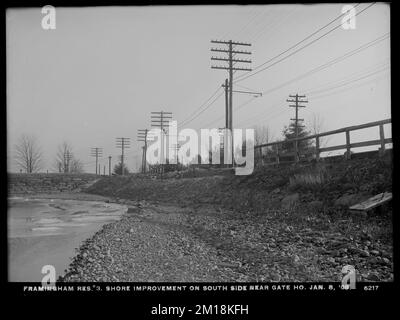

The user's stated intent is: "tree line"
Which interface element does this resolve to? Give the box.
[13,113,326,174]
[13,135,83,174]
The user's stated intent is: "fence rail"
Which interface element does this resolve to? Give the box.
[254,118,392,164]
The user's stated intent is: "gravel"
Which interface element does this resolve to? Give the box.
[59,200,393,282]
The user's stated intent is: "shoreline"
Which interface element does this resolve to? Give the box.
[8,192,127,282]
[9,191,394,282]
[8,192,113,202]
[58,195,393,283]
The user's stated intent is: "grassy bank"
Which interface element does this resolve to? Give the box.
[85,155,392,218]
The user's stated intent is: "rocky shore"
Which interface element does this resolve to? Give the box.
[58,198,393,282]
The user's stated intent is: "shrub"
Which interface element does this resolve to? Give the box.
[289,168,329,191]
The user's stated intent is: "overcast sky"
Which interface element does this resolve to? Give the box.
[6,3,390,173]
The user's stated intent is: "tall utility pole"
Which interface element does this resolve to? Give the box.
[151,111,173,179]
[137,129,149,173]
[224,78,229,129]
[211,40,252,165]
[108,156,112,176]
[116,138,130,175]
[287,94,308,162]
[90,147,103,175]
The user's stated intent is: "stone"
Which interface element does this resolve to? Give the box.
[327,257,336,264]
[127,207,140,214]
[367,274,380,281]
[359,250,370,257]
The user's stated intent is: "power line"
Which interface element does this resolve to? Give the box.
[302,58,389,95]
[307,65,389,97]
[221,6,269,41]
[243,4,359,78]
[217,33,389,128]
[250,7,298,44]
[204,10,385,131]
[247,32,389,101]
[234,3,375,83]
[246,7,279,42]
[180,91,224,128]
[306,64,389,96]
[179,86,222,127]
[261,33,389,96]
[234,3,362,82]
[237,65,389,128]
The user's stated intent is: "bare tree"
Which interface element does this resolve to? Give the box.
[309,113,324,135]
[70,158,84,173]
[54,142,84,173]
[14,134,42,173]
[308,113,330,147]
[252,125,275,165]
[254,125,273,146]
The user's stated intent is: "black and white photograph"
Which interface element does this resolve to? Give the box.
[4,2,393,299]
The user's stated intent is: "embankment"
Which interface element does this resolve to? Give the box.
[8,173,100,195]
[85,154,392,217]
[60,154,393,282]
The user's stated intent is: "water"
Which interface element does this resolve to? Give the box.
[8,197,126,282]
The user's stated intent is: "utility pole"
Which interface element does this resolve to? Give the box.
[211,40,252,166]
[116,138,130,176]
[108,156,112,176]
[151,111,173,179]
[221,81,261,162]
[90,147,103,175]
[224,79,229,129]
[64,151,73,173]
[137,129,149,173]
[103,165,105,176]
[287,94,308,162]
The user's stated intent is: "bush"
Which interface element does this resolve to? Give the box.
[289,168,329,191]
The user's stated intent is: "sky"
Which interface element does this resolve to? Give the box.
[6,3,391,173]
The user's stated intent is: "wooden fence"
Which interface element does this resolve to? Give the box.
[254,118,392,165]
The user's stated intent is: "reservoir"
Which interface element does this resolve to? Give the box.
[8,197,126,282]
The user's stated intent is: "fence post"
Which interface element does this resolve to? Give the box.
[315,136,320,161]
[379,124,386,156]
[256,147,262,166]
[259,148,263,166]
[276,144,280,164]
[345,130,351,160]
